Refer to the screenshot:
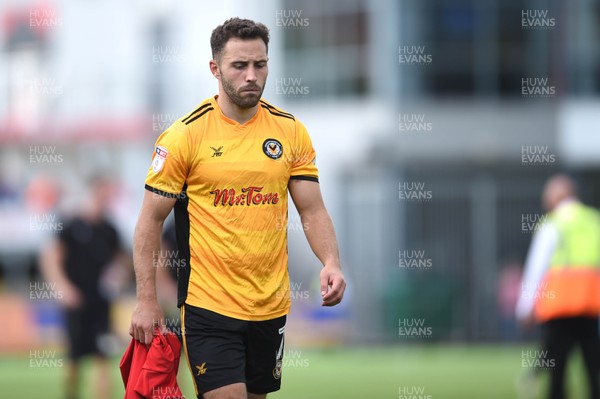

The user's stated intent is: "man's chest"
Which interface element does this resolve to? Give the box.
[187,129,293,189]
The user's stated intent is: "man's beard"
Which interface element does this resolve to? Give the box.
[221,75,265,109]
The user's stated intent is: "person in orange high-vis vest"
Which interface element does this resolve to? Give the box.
[516,174,600,399]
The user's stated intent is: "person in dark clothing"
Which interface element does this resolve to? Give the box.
[61,215,119,356]
[41,176,125,399]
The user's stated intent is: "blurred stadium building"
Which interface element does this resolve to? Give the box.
[1,0,600,354]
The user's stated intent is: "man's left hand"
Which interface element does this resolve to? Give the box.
[320,265,346,306]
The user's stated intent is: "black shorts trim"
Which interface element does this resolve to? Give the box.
[181,304,286,398]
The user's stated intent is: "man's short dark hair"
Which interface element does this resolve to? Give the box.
[210,18,270,61]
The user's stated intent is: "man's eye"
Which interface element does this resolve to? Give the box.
[233,64,245,69]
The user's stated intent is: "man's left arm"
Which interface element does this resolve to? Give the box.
[288,179,346,306]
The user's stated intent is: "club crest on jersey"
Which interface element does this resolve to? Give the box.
[152,145,168,173]
[263,138,283,160]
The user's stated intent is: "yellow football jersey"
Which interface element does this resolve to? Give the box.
[145,96,318,321]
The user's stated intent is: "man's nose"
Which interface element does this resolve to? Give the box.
[245,66,257,82]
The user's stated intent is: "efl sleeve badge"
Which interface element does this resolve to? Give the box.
[152,145,168,173]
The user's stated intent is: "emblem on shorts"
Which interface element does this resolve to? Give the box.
[263,138,283,160]
[273,328,284,380]
[152,145,168,173]
[196,362,207,376]
[272,359,282,380]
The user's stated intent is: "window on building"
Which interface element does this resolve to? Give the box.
[280,0,369,98]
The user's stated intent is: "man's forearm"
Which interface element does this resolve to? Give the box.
[300,208,341,268]
[40,241,72,289]
[133,217,164,301]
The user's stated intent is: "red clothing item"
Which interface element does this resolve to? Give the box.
[120,331,184,399]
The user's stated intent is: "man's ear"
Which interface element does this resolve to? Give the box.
[209,59,220,79]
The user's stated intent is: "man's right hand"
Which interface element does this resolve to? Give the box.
[129,299,164,345]
[518,313,536,332]
[61,282,83,310]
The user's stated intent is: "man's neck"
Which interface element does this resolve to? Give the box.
[554,197,578,211]
[216,94,258,125]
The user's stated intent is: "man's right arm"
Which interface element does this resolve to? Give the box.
[129,190,176,344]
[39,238,82,310]
[515,222,558,326]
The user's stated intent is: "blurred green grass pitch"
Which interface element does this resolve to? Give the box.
[0,345,589,398]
